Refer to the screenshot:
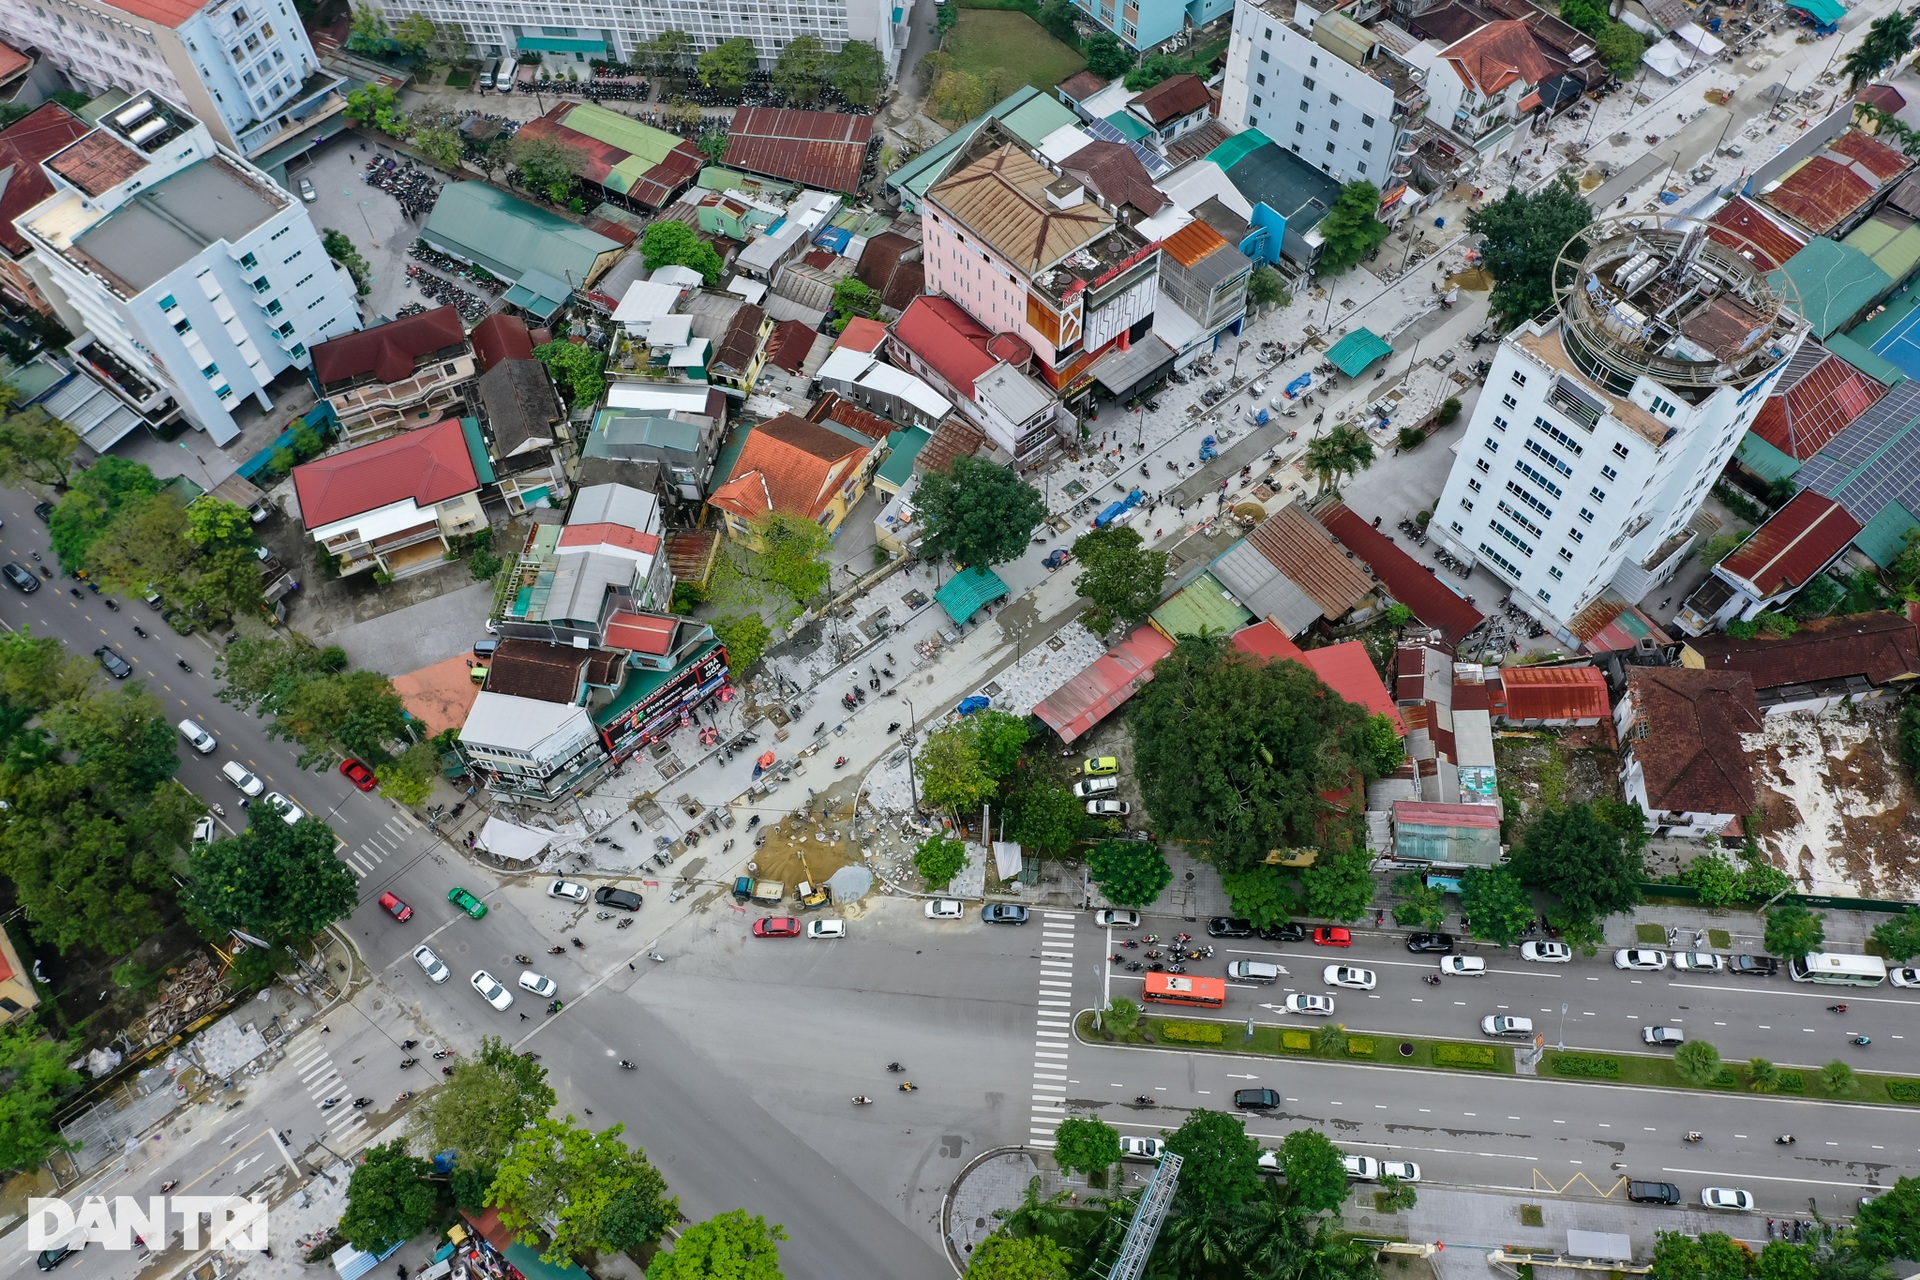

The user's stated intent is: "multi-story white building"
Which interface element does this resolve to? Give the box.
[17,92,361,443]
[0,0,345,158]
[374,0,901,75]
[1428,221,1806,636]
[1218,0,1421,192]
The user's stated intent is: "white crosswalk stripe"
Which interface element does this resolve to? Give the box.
[1027,911,1080,1147]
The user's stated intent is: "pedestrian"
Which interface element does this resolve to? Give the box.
[321,1026,330,1034]
[628,962,635,970]
[520,1012,529,1021]
[584,1108,593,1116]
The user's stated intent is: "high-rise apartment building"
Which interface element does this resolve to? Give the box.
[17,91,361,443]
[1427,221,1807,634]
[0,0,345,158]
[1071,0,1231,53]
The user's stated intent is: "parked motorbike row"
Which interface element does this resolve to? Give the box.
[1431,548,1473,580]
[363,156,440,221]
[1396,517,1428,547]
[404,266,490,322]
[583,75,653,101]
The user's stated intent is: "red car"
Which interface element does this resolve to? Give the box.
[1311,926,1352,947]
[339,758,378,791]
[752,916,802,938]
[379,892,413,922]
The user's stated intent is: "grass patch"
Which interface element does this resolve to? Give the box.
[1347,1037,1376,1057]
[958,0,1039,10]
[1635,924,1667,943]
[1888,1079,1920,1102]
[946,10,1085,93]
[446,68,473,87]
[1520,1205,1544,1227]
[1708,928,1731,949]
[1114,1015,1515,1073]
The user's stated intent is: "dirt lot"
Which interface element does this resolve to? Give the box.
[1493,730,1622,828]
[1747,699,1920,899]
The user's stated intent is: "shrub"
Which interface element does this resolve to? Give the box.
[1397,426,1426,450]
[1775,1071,1805,1093]
[1160,1021,1224,1045]
[1346,1037,1375,1057]
[1886,1078,1920,1102]
[1433,1043,1497,1068]
[1550,1055,1621,1079]
[1281,1030,1313,1051]
[1708,1068,1739,1089]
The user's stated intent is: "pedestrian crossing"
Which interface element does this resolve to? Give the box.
[1030,911,1079,1148]
[288,1038,370,1150]
[341,814,420,879]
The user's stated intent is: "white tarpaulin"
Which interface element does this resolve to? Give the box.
[1642,38,1706,77]
[1671,21,1725,55]
[476,816,554,861]
[992,840,1024,880]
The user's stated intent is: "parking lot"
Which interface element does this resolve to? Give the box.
[283,133,437,324]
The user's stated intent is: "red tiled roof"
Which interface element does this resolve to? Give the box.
[1829,129,1912,182]
[763,319,819,373]
[1394,800,1500,829]
[1748,342,1886,459]
[604,611,676,655]
[1625,668,1761,815]
[1032,624,1177,743]
[1057,70,1110,102]
[0,39,28,83]
[1060,141,1170,217]
[513,109,703,210]
[806,391,895,441]
[0,105,90,258]
[558,523,662,556]
[1317,503,1483,644]
[707,413,871,524]
[1163,218,1230,269]
[723,107,875,194]
[1130,74,1212,125]
[1494,665,1611,722]
[893,295,996,397]
[1760,154,1878,236]
[311,306,465,387]
[293,419,480,529]
[837,317,889,353]
[100,0,199,25]
[1440,20,1560,96]
[1684,612,1920,690]
[854,230,926,312]
[915,415,988,475]
[1717,491,1861,597]
[469,312,535,372]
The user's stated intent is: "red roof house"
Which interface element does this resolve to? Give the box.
[0,105,89,260]
[1707,196,1809,272]
[706,414,873,530]
[891,295,997,398]
[1318,503,1483,643]
[837,317,890,353]
[1491,665,1611,724]
[311,305,467,387]
[1747,341,1886,460]
[1715,491,1861,602]
[293,418,483,530]
[470,312,536,372]
[1033,625,1178,743]
[1231,621,1405,731]
[1439,21,1560,98]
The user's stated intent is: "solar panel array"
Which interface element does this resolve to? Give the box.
[1082,117,1172,177]
[1797,378,1920,521]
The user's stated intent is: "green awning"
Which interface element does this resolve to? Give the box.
[1327,328,1392,377]
[516,35,605,52]
[1786,0,1843,24]
[936,566,1009,624]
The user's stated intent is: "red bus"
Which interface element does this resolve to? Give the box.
[1142,972,1227,1008]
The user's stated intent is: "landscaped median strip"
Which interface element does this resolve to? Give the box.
[1075,1012,1920,1105]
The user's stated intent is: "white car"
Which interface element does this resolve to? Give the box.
[1086,799,1132,816]
[1323,965,1377,990]
[1702,1187,1755,1211]
[469,969,513,1010]
[1257,1150,1280,1173]
[1119,1136,1163,1161]
[261,792,305,824]
[925,899,965,920]
[1888,967,1919,988]
[1095,909,1141,928]
[1343,1155,1380,1181]
[1439,955,1486,976]
[1614,948,1668,971]
[221,759,265,797]
[807,919,847,939]
[192,815,216,844]
[1285,993,1335,1015]
[412,944,449,983]
[298,176,316,202]
[547,880,589,902]
[1380,1160,1422,1182]
[1671,952,1723,972]
[517,971,557,998]
[1520,941,1572,963]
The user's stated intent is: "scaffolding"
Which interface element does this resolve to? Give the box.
[1096,1152,1182,1280]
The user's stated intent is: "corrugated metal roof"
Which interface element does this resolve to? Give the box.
[1707,195,1807,271]
[1767,237,1890,339]
[423,183,620,288]
[1746,338,1887,461]
[1244,502,1376,619]
[1319,503,1482,643]
[1150,571,1254,639]
[1210,541,1324,637]
[928,144,1112,274]
[723,107,874,195]
[1760,154,1880,237]
[1842,211,1920,282]
[1032,624,1177,743]
[1496,665,1611,722]
[1717,490,1861,597]
[1852,499,1920,567]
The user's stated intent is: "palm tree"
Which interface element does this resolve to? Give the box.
[1228,1183,1317,1278]
[1303,425,1377,493]
[994,1176,1079,1239]
[1152,1202,1243,1279]
[1843,8,1917,92]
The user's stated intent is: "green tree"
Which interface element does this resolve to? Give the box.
[1300,850,1374,921]
[1459,866,1535,945]
[699,36,759,94]
[1787,572,1845,621]
[1087,839,1173,906]
[1820,1058,1856,1096]
[1700,530,1750,568]
[1302,424,1375,491]
[1650,1231,1751,1280]
[1853,1175,1920,1261]
[346,4,391,52]
[1008,781,1084,857]
[409,1037,557,1178]
[1312,1021,1348,1056]
[1070,526,1168,633]
[1051,1115,1122,1178]
[1557,0,1607,34]
[340,1140,440,1251]
[638,29,694,77]
[914,835,968,888]
[1220,865,1300,928]
[696,129,728,164]
[322,229,371,293]
[183,816,356,945]
[49,454,159,570]
[0,1020,82,1173]
[1363,713,1403,775]
[1508,802,1644,921]
[1763,901,1825,960]
[1084,33,1135,78]
[966,1233,1072,1280]
[1680,851,1743,907]
[343,83,406,136]
[734,512,830,608]
[916,723,995,812]
[713,615,771,672]
[1163,1109,1261,1207]
[830,278,882,333]
[392,12,435,54]
[1131,637,1375,873]
[832,40,885,106]
[916,456,1048,568]
[1843,7,1917,92]
[1595,22,1647,77]
[492,1118,678,1261]
[1247,263,1289,309]
[929,69,989,124]
[1377,1174,1418,1212]
[647,1209,786,1280]
[1466,174,1594,331]
[1315,181,1391,273]
[1276,1127,1348,1212]
[1037,0,1080,42]
[640,220,724,284]
[1756,1242,1816,1280]
[511,135,585,201]
[1124,53,1189,91]
[44,685,179,799]
[970,709,1030,778]
[534,339,607,405]
[1391,872,1447,929]
[772,34,828,103]
[1103,995,1141,1038]
[412,126,462,170]
[1871,908,1920,961]
[1747,1057,1779,1093]
[1673,1038,1722,1086]
[0,392,80,489]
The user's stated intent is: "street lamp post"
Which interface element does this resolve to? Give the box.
[901,697,919,810]
[1557,1000,1569,1050]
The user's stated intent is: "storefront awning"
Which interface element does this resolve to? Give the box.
[516,35,606,52]
[1786,0,1843,24]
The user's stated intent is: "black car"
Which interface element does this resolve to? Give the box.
[1730,954,1779,977]
[1259,922,1308,942]
[1207,917,1254,938]
[31,501,51,522]
[982,904,1030,924]
[37,1247,75,1272]
[93,646,132,679]
[1627,1181,1682,1205]
[1406,932,1456,954]
[2,562,38,593]
[1233,1087,1280,1110]
[593,886,643,911]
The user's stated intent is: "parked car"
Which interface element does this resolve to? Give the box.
[983,904,1030,925]
[1261,922,1309,942]
[1343,1155,1380,1181]
[925,899,965,920]
[1628,1181,1682,1205]
[1380,1160,1422,1182]
[378,892,412,922]
[1207,916,1254,938]
[548,880,589,901]
[1438,955,1486,976]
[807,919,847,939]
[1890,966,1920,988]
[1730,954,1779,977]
[1312,927,1352,947]
[1482,1015,1534,1036]
[469,969,513,1011]
[448,887,488,919]
[753,916,802,938]
[1520,940,1573,963]
[31,502,50,521]
[1086,799,1131,816]
[1643,1025,1686,1046]
[1119,1136,1164,1161]
[1072,777,1118,798]
[1614,948,1668,971]
[1233,1088,1280,1109]
[1671,952,1723,972]
[1406,932,1455,953]
[192,815,215,844]
[1095,909,1141,928]
[517,971,557,998]
[594,886,643,911]
[1284,993,1335,1015]
[261,792,305,824]
[298,176,316,202]
[412,944,449,983]
[221,760,265,796]
[2,562,39,593]
[1701,1188,1755,1211]
[1323,965,1376,990]
[339,758,378,791]
[1083,756,1119,776]
[93,645,132,679]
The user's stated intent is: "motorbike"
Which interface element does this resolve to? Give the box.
[1852,1035,1872,1046]
[572,937,585,949]
[852,1095,873,1105]
[648,952,667,962]
[886,1062,905,1072]
[516,954,533,964]
[898,1081,917,1091]
[104,598,119,610]
[178,659,193,673]
[619,1060,636,1070]
[133,624,148,638]
[399,1058,417,1069]
[1423,974,1442,986]
[352,1098,372,1109]
[396,1092,414,1102]
[1136,1095,1156,1106]
[1828,1004,1848,1013]
[1775,1135,1795,1144]
[548,946,566,955]
[547,1000,564,1014]
[320,1097,340,1110]
[431,1050,454,1060]
[402,1039,418,1050]
[834,756,848,768]
[1684,1132,1703,1143]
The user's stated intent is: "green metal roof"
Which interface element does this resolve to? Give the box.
[1149,571,1254,639]
[517,35,604,51]
[1735,430,1802,484]
[460,418,497,483]
[1823,331,1908,387]
[886,86,1077,207]
[936,566,1009,623]
[1842,216,1920,284]
[1853,500,1918,567]
[1768,238,1891,339]
[502,269,571,320]
[1787,0,1843,23]
[875,427,930,488]
[1327,328,1391,377]
[1204,126,1276,173]
[556,102,684,167]
[1102,110,1151,141]
[999,91,1079,147]
[423,182,620,290]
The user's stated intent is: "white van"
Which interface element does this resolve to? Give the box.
[478,65,494,90]
[1072,776,1119,798]
[178,719,216,753]
[1226,960,1285,984]
[495,58,515,93]
[221,760,265,796]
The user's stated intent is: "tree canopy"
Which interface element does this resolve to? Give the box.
[0,1019,82,1173]
[1084,34,1135,78]
[1315,182,1391,273]
[182,814,357,946]
[700,37,759,94]
[1050,1116,1122,1179]
[832,41,885,106]
[1508,801,1644,923]
[772,35,829,103]
[1086,839,1172,906]
[1466,175,1593,330]
[1843,8,1916,92]
[1276,1128,1349,1213]
[647,1209,787,1279]
[640,220,724,284]
[340,1141,441,1251]
[1070,525,1168,633]
[1163,1109,1263,1207]
[409,1037,557,1189]
[492,1117,678,1262]
[1763,901,1825,960]
[916,456,1048,567]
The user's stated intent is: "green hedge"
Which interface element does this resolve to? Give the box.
[1776,1071,1805,1093]
[1161,1021,1225,1045]
[1433,1043,1498,1068]
[1709,1069,1739,1089]
[1551,1055,1621,1079]
[1282,1029,1313,1051]
[1888,1079,1920,1102]
[1347,1037,1375,1057]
